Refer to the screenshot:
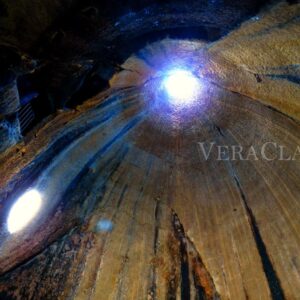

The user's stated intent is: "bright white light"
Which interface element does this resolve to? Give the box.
[164,70,200,104]
[7,189,42,234]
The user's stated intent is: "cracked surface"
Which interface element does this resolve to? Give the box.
[0,72,299,299]
[0,3,299,299]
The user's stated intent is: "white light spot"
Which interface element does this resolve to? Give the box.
[7,189,42,234]
[164,70,201,104]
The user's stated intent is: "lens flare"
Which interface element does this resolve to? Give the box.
[163,70,201,105]
[7,189,42,234]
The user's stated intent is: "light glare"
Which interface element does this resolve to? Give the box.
[164,70,200,104]
[7,189,42,234]
[95,219,114,232]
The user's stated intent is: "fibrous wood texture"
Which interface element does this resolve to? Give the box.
[0,2,299,300]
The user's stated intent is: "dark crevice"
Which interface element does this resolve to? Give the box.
[171,210,219,300]
[153,200,160,255]
[213,124,224,137]
[148,200,161,300]
[207,78,299,125]
[213,126,285,300]
[233,175,285,300]
[117,184,128,208]
[265,104,300,125]
[171,211,191,300]
[254,73,262,83]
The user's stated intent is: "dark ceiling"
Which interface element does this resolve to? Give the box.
[0,0,290,135]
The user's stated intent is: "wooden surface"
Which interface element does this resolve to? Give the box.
[0,77,299,299]
[0,3,299,299]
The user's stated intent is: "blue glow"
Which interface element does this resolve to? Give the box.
[163,70,201,105]
[96,219,114,232]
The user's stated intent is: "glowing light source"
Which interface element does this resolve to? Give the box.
[95,219,114,232]
[163,70,200,104]
[7,189,42,234]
